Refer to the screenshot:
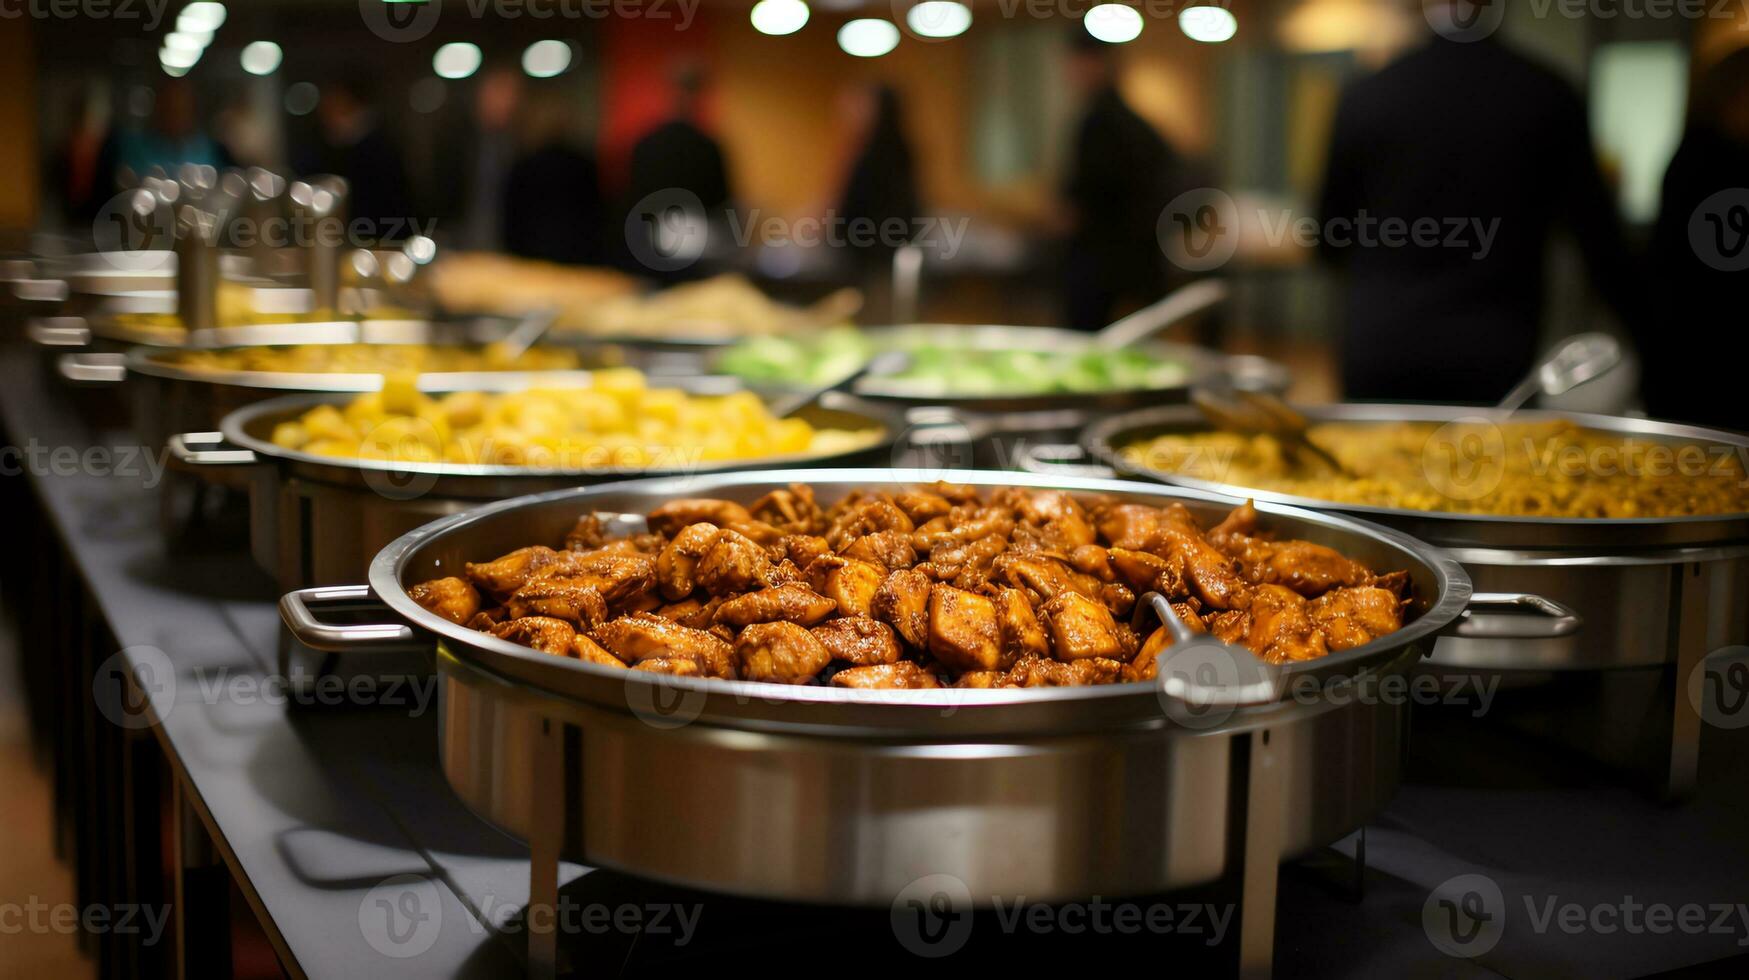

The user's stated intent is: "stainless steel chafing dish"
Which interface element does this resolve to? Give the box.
[279,469,1481,977]
[172,394,903,592]
[1069,404,1749,797]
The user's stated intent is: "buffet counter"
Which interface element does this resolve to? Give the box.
[6,345,1749,978]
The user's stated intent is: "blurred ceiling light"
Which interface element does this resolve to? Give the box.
[176,2,226,33]
[409,77,447,114]
[1278,0,1411,54]
[906,1,971,39]
[284,81,320,116]
[838,18,900,57]
[1085,4,1144,44]
[750,0,809,36]
[1178,5,1237,43]
[521,39,572,77]
[161,62,191,78]
[433,41,482,80]
[163,31,208,54]
[240,41,282,75]
[159,45,202,69]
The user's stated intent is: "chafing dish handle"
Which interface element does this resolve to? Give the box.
[279,585,417,651]
[1012,443,1119,479]
[1451,592,1583,639]
[26,316,91,348]
[166,432,259,467]
[58,353,127,384]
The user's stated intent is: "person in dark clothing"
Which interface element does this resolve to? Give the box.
[502,88,609,266]
[621,66,732,280]
[835,84,920,318]
[1317,2,1644,403]
[1060,32,1179,331]
[296,75,414,243]
[1643,48,1749,432]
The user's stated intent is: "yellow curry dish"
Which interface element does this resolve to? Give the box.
[1121,419,1749,519]
[267,369,882,470]
[167,343,584,376]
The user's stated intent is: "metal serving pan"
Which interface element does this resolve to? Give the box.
[1072,404,1749,796]
[280,469,1481,975]
[172,393,902,592]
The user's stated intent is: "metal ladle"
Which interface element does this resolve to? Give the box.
[1095,278,1231,350]
[1134,591,1284,711]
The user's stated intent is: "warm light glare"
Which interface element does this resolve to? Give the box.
[838,18,900,57]
[176,2,226,33]
[1085,3,1144,43]
[162,31,207,54]
[521,39,572,77]
[433,42,483,80]
[240,41,282,75]
[159,45,202,69]
[1179,5,1238,43]
[750,0,810,36]
[906,1,971,38]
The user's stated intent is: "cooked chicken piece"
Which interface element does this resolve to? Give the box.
[1098,504,1168,551]
[1252,540,1375,597]
[564,514,607,552]
[529,553,656,605]
[928,481,983,504]
[1371,569,1412,598]
[1308,586,1405,651]
[1042,592,1134,661]
[1207,499,1259,541]
[1068,544,1115,580]
[1152,522,1245,610]
[1011,489,1098,550]
[994,587,1051,662]
[654,595,724,630]
[726,520,784,546]
[892,490,953,523]
[995,554,1135,616]
[1004,656,1124,687]
[632,657,701,677]
[926,585,1005,672]
[592,613,737,678]
[736,621,832,684]
[408,577,481,625]
[573,634,628,668]
[1107,548,1185,596]
[872,568,932,648]
[466,545,564,599]
[1222,584,1328,664]
[841,529,918,572]
[749,484,823,534]
[913,509,1014,552]
[1124,626,1170,682]
[488,616,576,656]
[714,583,837,628]
[656,522,720,600]
[826,499,915,550]
[772,534,832,570]
[465,608,508,631]
[954,671,1008,689]
[507,579,609,628]
[805,554,885,617]
[829,662,941,689]
[765,559,807,587]
[931,532,1010,591]
[695,529,776,596]
[811,616,902,666]
[648,498,753,537]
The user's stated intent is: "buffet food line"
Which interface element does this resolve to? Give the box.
[5,197,1749,978]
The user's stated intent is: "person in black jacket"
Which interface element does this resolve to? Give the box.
[297,75,414,243]
[1060,31,1180,331]
[502,88,608,266]
[1643,47,1749,432]
[1317,2,1644,402]
[835,84,920,318]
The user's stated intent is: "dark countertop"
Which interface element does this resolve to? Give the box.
[4,345,1747,978]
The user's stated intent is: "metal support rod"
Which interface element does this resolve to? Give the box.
[527,717,563,979]
[1237,728,1284,980]
[171,779,220,980]
[1666,560,1713,802]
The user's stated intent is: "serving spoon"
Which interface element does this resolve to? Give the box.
[1133,591,1283,711]
[1095,279,1230,350]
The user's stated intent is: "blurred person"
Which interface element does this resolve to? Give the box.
[295,74,414,241]
[109,78,229,183]
[834,84,920,319]
[1317,0,1645,402]
[624,63,732,217]
[462,68,522,251]
[57,84,112,226]
[502,86,608,266]
[1644,48,1749,432]
[1059,30,1181,331]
